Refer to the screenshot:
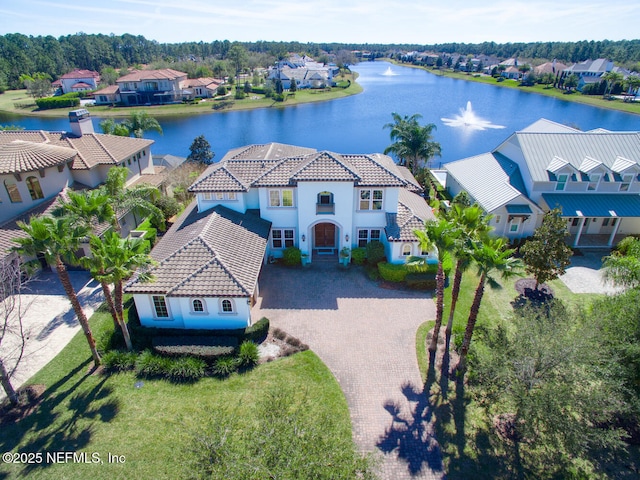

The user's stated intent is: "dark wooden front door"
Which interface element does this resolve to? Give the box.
[314,223,336,248]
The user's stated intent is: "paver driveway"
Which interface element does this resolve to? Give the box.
[251,262,444,479]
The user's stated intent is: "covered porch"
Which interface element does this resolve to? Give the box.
[542,193,640,248]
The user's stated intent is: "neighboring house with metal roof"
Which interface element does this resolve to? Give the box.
[126,142,435,329]
[444,118,640,247]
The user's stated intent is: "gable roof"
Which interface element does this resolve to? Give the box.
[0,140,77,174]
[445,152,528,212]
[190,142,419,192]
[497,131,640,183]
[117,69,187,83]
[385,189,436,242]
[60,69,99,79]
[126,204,271,297]
[0,131,153,170]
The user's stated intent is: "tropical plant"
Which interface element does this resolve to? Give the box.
[100,166,164,232]
[520,208,573,290]
[444,204,492,338]
[414,217,460,352]
[122,111,163,139]
[85,231,155,350]
[383,113,442,175]
[13,216,101,366]
[99,118,131,137]
[602,71,624,98]
[458,237,523,372]
[602,236,640,289]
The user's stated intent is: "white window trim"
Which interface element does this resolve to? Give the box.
[271,228,296,249]
[509,219,521,233]
[203,192,237,201]
[190,298,207,314]
[357,228,382,247]
[151,295,171,319]
[401,244,412,256]
[358,189,384,211]
[268,188,295,208]
[620,174,634,192]
[555,174,568,191]
[219,298,236,315]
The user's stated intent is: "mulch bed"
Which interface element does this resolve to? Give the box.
[0,384,46,426]
[514,278,554,302]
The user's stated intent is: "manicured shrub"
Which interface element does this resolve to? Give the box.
[378,262,409,282]
[212,356,241,377]
[35,95,81,110]
[366,240,386,265]
[238,341,259,367]
[351,247,366,265]
[405,273,437,290]
[154,196,181,220]
[244,317,269,343]
[216,85,227,95]
[234,88,245,99]
[282,246,302,266]
[152,335,237,359]
[135,349,173,377]
[167,356,207,382]
[102,350,138,372]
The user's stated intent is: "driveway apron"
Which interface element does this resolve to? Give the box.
[252,262,444,479]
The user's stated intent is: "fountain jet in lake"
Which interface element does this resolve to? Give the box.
[441,101,505,131]
[382,66,398,76]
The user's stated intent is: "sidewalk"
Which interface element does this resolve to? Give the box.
[0,270,104,402]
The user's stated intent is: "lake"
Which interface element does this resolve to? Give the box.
[2,61,640,166]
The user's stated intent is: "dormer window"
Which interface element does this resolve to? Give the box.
[587,173,600,191]
[620,174,634,192]
[555,174,568,191]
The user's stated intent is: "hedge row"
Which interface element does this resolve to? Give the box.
[152,335,237,359]
[36,95,81,110]
[377,262,438,290]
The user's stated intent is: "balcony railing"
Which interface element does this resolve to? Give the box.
[316,203,335,214]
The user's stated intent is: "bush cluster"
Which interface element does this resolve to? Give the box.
[365,240,386,265]
[282,246,302,266]
[35,95,81,110]
[350,247,366,265]
[377,262,409,282]
[152,335,237,359]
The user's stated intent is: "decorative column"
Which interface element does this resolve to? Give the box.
[607,217,621,247]
[573,216,586,248]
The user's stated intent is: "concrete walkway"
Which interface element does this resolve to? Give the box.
[251,262,444,479]
[559,249,623,295]
[0,270,104,402]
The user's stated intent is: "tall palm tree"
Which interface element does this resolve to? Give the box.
[602,71,624,98]
[414,218,460,353]
[13,216,101,366]
[122,111,163,139]
[84,232,155,351]
[384,113,442,175]
[101,166,164,232]
[457,237,523,373]
[444,204,493,337]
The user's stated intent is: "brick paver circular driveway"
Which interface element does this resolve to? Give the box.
[251,262,444,479]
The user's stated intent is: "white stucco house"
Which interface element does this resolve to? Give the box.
[58,69,100,94]
[0,109,164,260]
[126,142,435,329]
[441,118,640,247]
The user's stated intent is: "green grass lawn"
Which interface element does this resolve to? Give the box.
[0,309,352,479]
[0,73,362,119]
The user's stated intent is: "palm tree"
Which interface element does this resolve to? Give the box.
[84,232,155,351]
[602,71,624,98]
[457,237,523,373]
[122,111,163,139]
[101,166,164,232]
[444,204,493,338]
[13,216,101,366]
[384,113,442,175]
[414,218,460,352]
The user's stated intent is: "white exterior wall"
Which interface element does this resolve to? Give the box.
[617,217,640,235]
[197,193,246,214]
[0,167,73,223]
[61,76,98,94]
[388,241,436,264]
[134,294,251,329]
[244,189,260,209]
[70,167,104,188]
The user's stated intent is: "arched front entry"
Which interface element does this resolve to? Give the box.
[314,222,336,254]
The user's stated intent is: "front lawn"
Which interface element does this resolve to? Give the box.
[0,308,353,479]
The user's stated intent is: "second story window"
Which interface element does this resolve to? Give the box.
[26,176,44,200]
[359,189,383,210]
[4,179,22,203]
[620,174,634,192]
[269,189,294,207]
[587,173,600,191]
[555,174,568,191]
[316,191,334,214]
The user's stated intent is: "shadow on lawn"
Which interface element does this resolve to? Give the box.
[0,357,120,476]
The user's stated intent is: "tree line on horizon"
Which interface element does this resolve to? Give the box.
[1,32,640,91]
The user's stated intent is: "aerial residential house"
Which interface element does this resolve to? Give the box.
[181,77,223,99]
[93,85,121,105]
[268,55,339,89]
[441,119,640,247]
[126,142,435,329]
[562,59,614,91]
[0,109,162,259]
[115,69,188,106]
[58,69,100,94]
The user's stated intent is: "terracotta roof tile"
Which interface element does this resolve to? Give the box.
[0,140,76,174]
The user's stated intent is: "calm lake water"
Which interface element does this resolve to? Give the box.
[2,61,640,166]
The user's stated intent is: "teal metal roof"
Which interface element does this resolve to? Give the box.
[542,193,640,217]
[506,204,533,214]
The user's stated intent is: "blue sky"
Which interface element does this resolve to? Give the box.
[2,0,638,45]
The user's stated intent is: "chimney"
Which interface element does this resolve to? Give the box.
[68,109,95,137]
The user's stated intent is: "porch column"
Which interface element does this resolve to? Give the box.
[573,216,586,248]
[607,217,621,247]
